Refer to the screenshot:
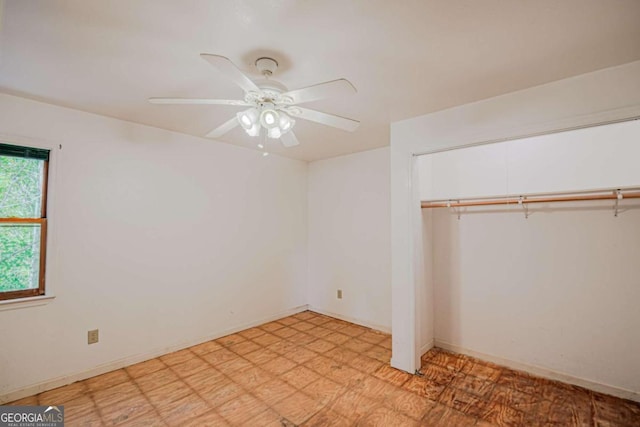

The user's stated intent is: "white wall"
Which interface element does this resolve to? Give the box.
[307,147,391,331]
[431,203,640,397]
[418,119,640,201]
[390,60,640,374]
[0,94,308,400]
[417,192,434,356]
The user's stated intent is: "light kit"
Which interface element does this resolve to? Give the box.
[238,106,295,139]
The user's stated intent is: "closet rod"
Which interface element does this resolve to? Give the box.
[421,190,640,209]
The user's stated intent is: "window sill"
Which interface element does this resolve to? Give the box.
[0,294,56,312]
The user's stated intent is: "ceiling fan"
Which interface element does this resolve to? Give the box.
[149,54,360,151]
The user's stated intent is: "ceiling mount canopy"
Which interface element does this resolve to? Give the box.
[149,54,360,156]
[255,57,278,77]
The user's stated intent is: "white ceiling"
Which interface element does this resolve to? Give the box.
[1,1,639,162]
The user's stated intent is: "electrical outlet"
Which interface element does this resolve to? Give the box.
[337,289,343,299]
[88,329,99,344]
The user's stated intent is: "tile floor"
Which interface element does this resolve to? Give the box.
[7,310,640,426]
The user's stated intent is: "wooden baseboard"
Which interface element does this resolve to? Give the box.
[420,339,435,357]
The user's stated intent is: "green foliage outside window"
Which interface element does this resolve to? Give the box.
[0,155,44,292]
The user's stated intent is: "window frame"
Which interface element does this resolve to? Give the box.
[0,144,51,301]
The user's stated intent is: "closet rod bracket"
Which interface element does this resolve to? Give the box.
[518,196,529,219]
[447,200,461,220]
[614,189,623,217]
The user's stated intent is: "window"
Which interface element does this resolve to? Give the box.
[0,143,50,300]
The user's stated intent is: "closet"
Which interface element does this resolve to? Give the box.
[417,119,640,398]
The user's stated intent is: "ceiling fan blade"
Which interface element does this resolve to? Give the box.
[148,98,249,106]
[280,131,300,147]
[291,107,360,132]
[282,79,356,104]
[205,116,239,139]
[200,54,260,94]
